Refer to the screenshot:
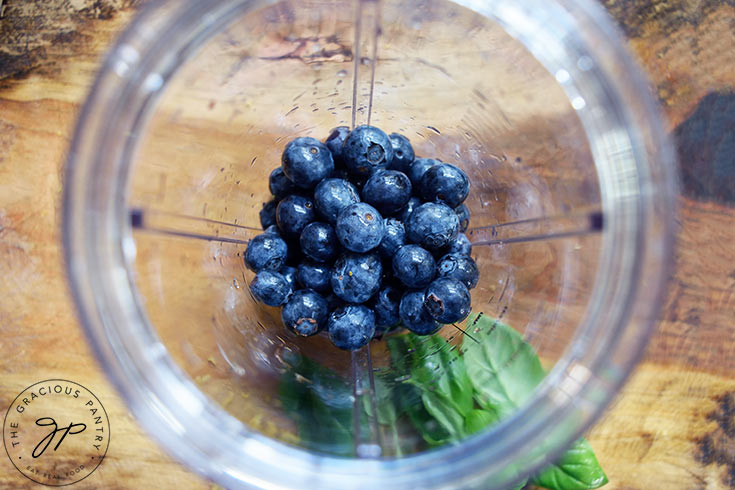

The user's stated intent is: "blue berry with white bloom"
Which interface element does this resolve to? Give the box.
[335,203,385,253]
[424,277,471,323]
[406,202,459,250]
[281,289,329,336]
[342,125,394,177]
[392,245,436,288]
[250,270,292,306]
[300,222,338,262]
[313,178,360,224]
[331,252,382,303]
[327,305,376,350]
[281,137,334,189]
[245,233,289,272]
[361,170,412,215]
[399,290,440,335]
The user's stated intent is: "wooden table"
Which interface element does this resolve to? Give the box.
[1,1,734,488]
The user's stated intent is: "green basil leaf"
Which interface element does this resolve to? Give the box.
[463,409,498,435]
[462,315,545,418]
[531,438,608,490]
[421,391,466,440]
[404,334,474,418]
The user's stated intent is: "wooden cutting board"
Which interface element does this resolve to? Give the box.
[1,1,734,489]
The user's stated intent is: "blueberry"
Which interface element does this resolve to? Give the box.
[378,218,406,259]
[399,290,441,335]
[260,199,278,230]
[407,158,439,188]
[269,167,296,198]
[444,233,472,256]
[245,233,288,272]
[396,196,421,222]
[325,126,350,166]
[406,202,459,250]
[342,125,394,177]
[387,133,415,173]
[392,245,436,288]
[264,224,280,235]
[327,305,376,350]
[420,163,470,208]
[370,285,402,333]
[300,222,338,262]
[276,194,316,238]
[361,170,412,215]
[436,253,479,289]
[281,289,329,336]
[281,137,334,189]
[331,252,382,303]
[424,278,471,323]
[335,203,385,253]
[280,265,298,288]
[297,262,331,293]
[313,178,360,223]
[249,270,292,306]
[455,204,470,232]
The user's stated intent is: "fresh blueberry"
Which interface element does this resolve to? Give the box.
[424,277,471,323]
[264,224,280,235]
[444,233,472,256]
[260,199,278,230]
[361,170,412,215]
[387,133,415,173]
[313,178,360,224]
[454,204,470,232]
[342,125,394,177]
[331,252,382,303]
[396,196,421,222]
[249,270,292,306]
[378,218,406,259]
[297,262,331,293]
[392,245,436,288]
[420,163,470,208]
[436,253,479,289]
[406,202,459,250]
[407,158,439,188]
[370,285,402,333]
[325,126,350,166]
[245,233,288,272]
[280,265,298,288]
[399,290,441,335]
[269,167,296,198]
[281,137,334,189]
[300,222,338,262]
[281,289,329,336]
[335,203,385,253]
[327,305,376,350]
[276,194,316,238]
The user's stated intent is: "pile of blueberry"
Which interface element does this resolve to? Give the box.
[245,125,478,350]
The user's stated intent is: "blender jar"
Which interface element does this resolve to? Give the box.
[63,0,677,488]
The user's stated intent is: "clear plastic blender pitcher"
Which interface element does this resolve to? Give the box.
[63,0,677,488]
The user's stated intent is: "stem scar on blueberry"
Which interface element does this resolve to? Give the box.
[310,147,318,154]
[366,213,373,221]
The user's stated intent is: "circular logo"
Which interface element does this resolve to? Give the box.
[3,379,110,486]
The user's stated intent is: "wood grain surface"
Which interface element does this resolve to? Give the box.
[1,1,734,489]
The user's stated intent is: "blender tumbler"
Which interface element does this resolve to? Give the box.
[63,0,677,488]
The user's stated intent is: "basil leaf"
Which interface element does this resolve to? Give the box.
[531,438,608,490]
[278,354,354,456]
[404,334,474,418]
[387,334,466,444]
[462,315,607,489]
[464,409,497,435]
[462,315,545,418]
